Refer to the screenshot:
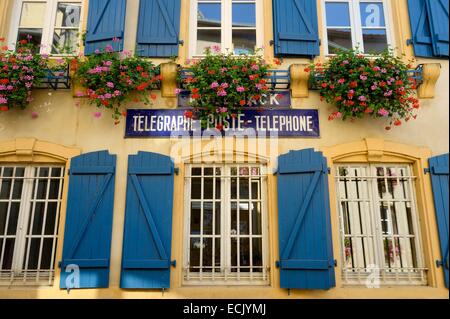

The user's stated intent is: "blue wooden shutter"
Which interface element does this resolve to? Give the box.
[272,0,320,57]
[120,152,175,289]
[59,151,116,289]
[426,0,449,57]
[277,149,335,290]
[85,0,127,55]
[429,153,449,288]
[136,0,181,57]
[408,0,449,58]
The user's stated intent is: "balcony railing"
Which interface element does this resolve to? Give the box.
[36,64,71,90]
[309,65,424,90]
[180,68,291,90]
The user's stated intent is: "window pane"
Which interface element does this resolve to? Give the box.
[17,29,42,49]
[52,29,79,54]
[40,238,54,270]
[239,178,249,199]
[239,237,250,271]
[7,203,20,235]
[232,3,256,27]
[252,202,262,235]
[360,2,385,27]
[362,29,388,54]
[215,202,221,235]
[325,2,351,27]
[1,239,15,270]
[252,238,262,269]
[327,29,352,54]
[25,238,41,270]
[44,202,58,235]
[189,238,201,272]
[19,2,46,28]
[197,29,221,55]
[30,202,45,235]
[190,202,201,235]
[239,203,249,235]
[203,202,213,235]
[198,3,221,27]
[233,30,256,55]
[191,178,202,199]
[55,3,81,28]
[203,238,212,271]
[203,177,213,199]
[0,203,7,235]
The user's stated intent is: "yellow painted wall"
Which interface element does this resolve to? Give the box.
[0,0,448,299]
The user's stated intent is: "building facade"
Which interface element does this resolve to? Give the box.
[0,0,448,299]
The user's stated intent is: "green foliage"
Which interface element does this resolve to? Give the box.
[308,49,420,129]
[179,47,271,129]
[74,45,160,122]
[0,38,48,111]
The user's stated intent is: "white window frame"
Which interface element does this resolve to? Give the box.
[0,165,65,286]
[335,164,427,286]
[189,0,264,58]
[8,0,84,56]
[321,0,395,55]
[183,164,270,286]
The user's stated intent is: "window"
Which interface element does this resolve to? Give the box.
[335,164,427,286]
[184,164,269,285]
[323,0,392,54]
[9,0,82,55]
[190,0,263,57]
[0,165,65,286]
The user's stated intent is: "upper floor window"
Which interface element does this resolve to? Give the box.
[323,0,392,55]
[0,165,65,286]
[335,164,427,286]
[9,0,82,55]
[190,0,264,57]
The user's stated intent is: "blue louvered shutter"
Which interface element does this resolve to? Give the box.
[426,0,449,57]
[136,0,181,57]
[84,0,127,55]
[272,0,320,57]
[408,0,449,58]
[120,152,175,289]
[429,154,449,288]
[277,149,335,290]
[59,151,116,289]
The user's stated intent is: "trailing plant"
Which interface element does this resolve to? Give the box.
[74,43,160,122]
[0,37,48,111]
[177,46,271,130]
[308,49,420,130]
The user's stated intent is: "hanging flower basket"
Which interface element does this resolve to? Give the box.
[73,45,161,123]
[0,37,48,112]
[308,49,420,130]
[177,47,271,130]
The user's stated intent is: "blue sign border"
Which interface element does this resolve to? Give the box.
[125,109,320,138]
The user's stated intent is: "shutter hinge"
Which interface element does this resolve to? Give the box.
[269,40,274,46]
[58,261,62,268]
[275,261,280,268]
[424,168,430,174]
[334,259,337,267]
[319,38,322,46]
[436,259,447,268]
[174,167,180,175]
[328,167,331,175]
[407,39,413,46]
[171,260,177,267]
[179,40,184,46]
[273,169,278,176]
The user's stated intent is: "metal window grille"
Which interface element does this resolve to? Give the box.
[183,164,269,285]
[335,164,427,286]
[0,166,65,286]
